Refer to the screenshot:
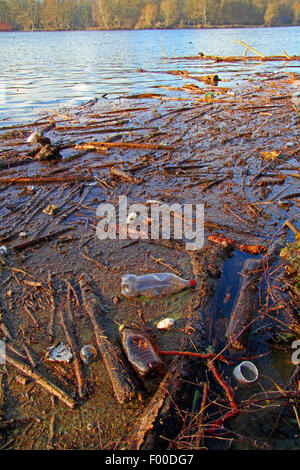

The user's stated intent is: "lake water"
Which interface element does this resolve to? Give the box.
[1,27,300,125]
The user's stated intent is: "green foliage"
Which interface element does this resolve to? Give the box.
[0,0,298,30]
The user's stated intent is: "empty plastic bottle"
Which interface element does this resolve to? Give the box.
[121,273,195,297]
[119,325,164,379]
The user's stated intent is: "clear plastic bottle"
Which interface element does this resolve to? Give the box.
[121,273,195,297]
[119,325,164,379]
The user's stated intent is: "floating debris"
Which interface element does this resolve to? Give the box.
[127,212,138,225]
[26,129,38,143]
[0,246,9,257]
[205,92,215,100]
[80,345,97,365]
[156,318,176,330]
[43,204,58,216]
[121,273,194,297]
[233,361,258,384]
[45,342,73,363]
[18,231,28,238]
[119,325,164,379]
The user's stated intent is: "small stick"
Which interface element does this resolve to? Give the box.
[0,175,92,186]
[58,309,85,398]
[233,41,265,58]
[157,350,230,364]
[76,141,175,151]
[22,343,38,369]
[12,228,73,252]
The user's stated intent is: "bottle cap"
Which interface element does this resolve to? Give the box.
[190,280,195,288]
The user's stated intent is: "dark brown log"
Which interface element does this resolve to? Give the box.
[226,239,283,350]
[79,272,144,404]
[225,257,262,350]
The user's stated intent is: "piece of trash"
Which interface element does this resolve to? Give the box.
[233,361,258,384]
[127,212,138,225]
[146,199,162,205]
[204,74,220,86]
[45,342,73,363]
[19,231,28,238]
[0,246,9,257]
[43,204,58,216]
[26,185,36,192]
[227,91,235,96]
[205,92,215,100]
[80,345,97,365]
[121,273,195,297]
[26,129,38,143]
[156,318,176,330]
[119,325,164,379]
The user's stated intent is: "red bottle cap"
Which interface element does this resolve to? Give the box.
[190,279,195,288]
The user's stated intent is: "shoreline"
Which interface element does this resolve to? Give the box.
[2,24,300,33]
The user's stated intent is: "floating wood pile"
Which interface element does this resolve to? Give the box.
[0,47,299,450]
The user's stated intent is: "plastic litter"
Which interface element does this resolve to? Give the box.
[46,342,73,363]
[127,212,138,225]
[205,92,215,100]
[80,345,97,365]
[119,325,164,379]
[156,318,176,330]
[233,361,258,383]
[26,129,38,143]
[0,246,9,257]
[121,273,195,298]
[19,231,28,238]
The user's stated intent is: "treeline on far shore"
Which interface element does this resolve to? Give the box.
[0,0,300,31]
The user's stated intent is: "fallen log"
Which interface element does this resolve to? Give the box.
[79,272,144,404]
[226,239,283,350]
[225,258,262,350]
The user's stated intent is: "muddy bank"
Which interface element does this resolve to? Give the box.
[0,56,299,450]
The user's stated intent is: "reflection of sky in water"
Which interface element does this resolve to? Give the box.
[0,27,299,125]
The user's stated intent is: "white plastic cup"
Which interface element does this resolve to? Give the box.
[233,361,258,384]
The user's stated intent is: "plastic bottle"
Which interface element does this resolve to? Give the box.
[121,273,195,297]
[119,325,164,379]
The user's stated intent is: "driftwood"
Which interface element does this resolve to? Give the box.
[0,175,92,186]
[75,141,174,151]
[226,239,283,350]
[79,272,144,404]
[58,309,85,399]
[12,228,73,252]
[225,257,262,350]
